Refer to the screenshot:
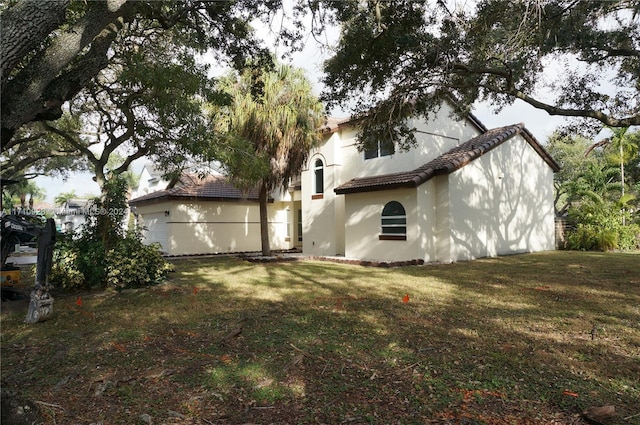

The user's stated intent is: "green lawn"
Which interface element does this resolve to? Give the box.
[1,251,639,424]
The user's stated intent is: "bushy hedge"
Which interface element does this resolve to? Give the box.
[566,200,640,251]
[50,176,173,290]
[105,231,174,290]
[51,230,173,290]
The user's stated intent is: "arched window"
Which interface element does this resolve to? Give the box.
[380,201,406,240]
[314,159,324,195]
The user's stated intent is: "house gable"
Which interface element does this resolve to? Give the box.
[334,123,560,195]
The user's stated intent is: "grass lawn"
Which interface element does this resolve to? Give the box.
[1,251,639,424]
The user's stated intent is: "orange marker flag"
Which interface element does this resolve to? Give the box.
[193,287,199,295]
[76,296,83,307]
[402,294,410,303]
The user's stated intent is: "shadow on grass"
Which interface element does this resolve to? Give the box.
[1,251,638,424]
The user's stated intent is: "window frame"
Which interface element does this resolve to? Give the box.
[364,139,395,160]
[379,201,407,241]
[313,158,324,199]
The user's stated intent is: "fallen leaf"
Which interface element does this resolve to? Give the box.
[111,342,127,353]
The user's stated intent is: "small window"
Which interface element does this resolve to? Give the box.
[313,159,324,196]
[365,139,395,160]
[286,209,290,239]
[380,201,406,240]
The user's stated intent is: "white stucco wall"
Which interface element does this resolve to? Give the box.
[137,211,170,251]
[339,133,555,263]
[417,179,438,263]
[336,103,482,182]
[132,166,169,199]
[134,200,292,255]
[301,103,483,258]
[343,188,419,261]
[301,143,345,256]
[445,134,556,262]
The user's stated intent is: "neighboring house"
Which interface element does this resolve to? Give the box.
[131,164,171,199]
[128,174,298,255]
[130,101,559,262]
[55,198,92,234]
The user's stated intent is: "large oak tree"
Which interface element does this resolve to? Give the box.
[1,0,276,179]
[322,0,639,146]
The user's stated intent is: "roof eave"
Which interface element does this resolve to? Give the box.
[334,179,420,195]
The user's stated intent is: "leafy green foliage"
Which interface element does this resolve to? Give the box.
[105,233,174,291]
[322,0,639,146]
[545,133,602,215]
[1,116,90,181]
[1,0,276,180]
[0,178,46,211]
[566,198,640,251]
[0,0,274,138]
[50,175,172,290]
[212,62,325,255]
[550,128,640,251]
[213,62,325,193]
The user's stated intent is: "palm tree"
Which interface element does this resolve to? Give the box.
[4,179,46,210]
[54,190,78,206]
[586,127,639,225]
[606,127,638,198]
[214,63,325,256]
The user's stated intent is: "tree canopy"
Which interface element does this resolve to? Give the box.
[322,0,640,146]
[4,0,638,185]
[548,128,639,250]
[38,18,219,192]
[0,0,275,176]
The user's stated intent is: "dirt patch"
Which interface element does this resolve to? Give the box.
[1,390,44,425]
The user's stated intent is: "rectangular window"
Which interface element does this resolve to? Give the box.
[297,209,303,242]
[314,159,324,194]
[364,144,378,160]
[380,138,395,157]
[364,139,395,160]
[286,209,290,238]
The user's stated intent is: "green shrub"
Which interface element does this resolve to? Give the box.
[49,235,85,289]
[566,199,640,251]
[105,231,174,290]
[49,175,173,290]
[50,227,173,290]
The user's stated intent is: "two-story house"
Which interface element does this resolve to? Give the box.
[129,101,559,262]
[301,102,559,263]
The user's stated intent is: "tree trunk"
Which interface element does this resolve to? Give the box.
[259,182,271,257]
[1,0,130,145]
[0,0,70,82]
[620,143,625,198]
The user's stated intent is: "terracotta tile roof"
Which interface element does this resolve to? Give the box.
[320,116,352,133]
[129,174,261,206]
[334,124,560,195]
